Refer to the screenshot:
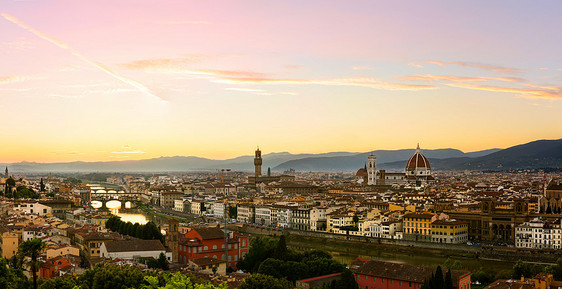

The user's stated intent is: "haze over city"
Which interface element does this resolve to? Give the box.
[1,1,561,163]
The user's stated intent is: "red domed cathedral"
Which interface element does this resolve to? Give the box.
[361,144,435,187]
[405,144,435,186]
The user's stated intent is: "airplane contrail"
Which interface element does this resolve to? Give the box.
[1,12,166,102]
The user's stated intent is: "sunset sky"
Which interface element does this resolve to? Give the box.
[1,1,561,163]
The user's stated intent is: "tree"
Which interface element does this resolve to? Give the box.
[0,257,31,289]
[443,258,462,270]
[445,269,454,289]
[512,260,533,279]
[332,269,359,289]
[434,266,445,289]
[157,252,169,270]
[238,273,293,289]
[79,264,145,289]
[18,238,46,289]
[273,235,288,260]
[143,271,227,289]
[39,178,45,192]
[228,205,237,219]
[6,177,16,198]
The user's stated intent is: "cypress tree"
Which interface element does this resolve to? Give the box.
[435,266,445,289]
[445,269,454,289]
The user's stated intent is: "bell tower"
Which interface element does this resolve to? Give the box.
[254,147,262,179]
[367,155,377,185]
[168,219,179,263]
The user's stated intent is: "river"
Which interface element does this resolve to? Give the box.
[114,209,514,274]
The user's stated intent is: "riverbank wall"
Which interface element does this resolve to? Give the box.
[234,223,562,264]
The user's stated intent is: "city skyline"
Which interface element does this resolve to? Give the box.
[1,1,561,163]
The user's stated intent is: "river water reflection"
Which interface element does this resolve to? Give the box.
[109,208,514,273]
[288,238,514,273]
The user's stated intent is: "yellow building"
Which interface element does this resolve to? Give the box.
[45,245,80,259]
[0,232,19,258]
[431,220,469,244]
[327,214,355,232]
[403,212,435,241]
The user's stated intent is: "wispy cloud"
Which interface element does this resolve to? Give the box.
[225,88,266,93]
[398,74,523,83]
[216,76,436,91]
[408,62,423,68]
[427,60,445,66]
[1,13,165,102]
[447,83,561,100]
[0,75,30,84]
[352,65,373,70]
[399,74,559,100]
[120,57,204,72]
[448,61,519,73]
[425,60,519,74]
[111,145,146,154]
[121,58,434,91]
[154,20,211,25]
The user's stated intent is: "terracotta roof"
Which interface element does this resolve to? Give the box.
[297,272,342,283]
[194,227,225,240]
[406,145,431,170]
[356,168,367,177]
[350,259,470,283]
[484,280,536,289]
[103,239,165,253]
[190,257,225,267]
[404,212,435,219]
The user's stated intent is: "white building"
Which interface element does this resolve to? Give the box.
[173,199,185,212]
[291,208,311,231]
[100,240,171,260]
[516,218,562,249]
[237,204,255,224]
[212,202,226,219]
[190,200,203,215]
[255,206,272,226]
[13,202,52,216]
[310,207,327,231]
[276,207,293,229]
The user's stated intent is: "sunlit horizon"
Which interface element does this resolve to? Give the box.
[1,1,560,163]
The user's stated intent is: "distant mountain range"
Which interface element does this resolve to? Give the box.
[2,139,560,173]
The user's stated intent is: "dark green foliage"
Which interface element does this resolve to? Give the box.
[421,266,445,289]
[228,205,237,219]
[38,276,79,289]
[238,273,293,289]
[544,258,562,280]
[339,225,359,231]
[445,269,454,289]
[512,260,535,279]
[273,235,288,260]
[157,252,169,270]
[0,257,31,289]
[237,236,277,273]
[239,236,347,285]
[64,177,83,183]
[105,216,164,243]
[329,269,359,289]
[471,268,496,285]
[78,264,145,289]
[19,238,46,289]
[443,258,462,270]
[14,185,40,199]
[39,178,45,192]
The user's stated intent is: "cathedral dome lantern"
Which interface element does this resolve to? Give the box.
[405,144,432,181]
[406,144,431,172]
